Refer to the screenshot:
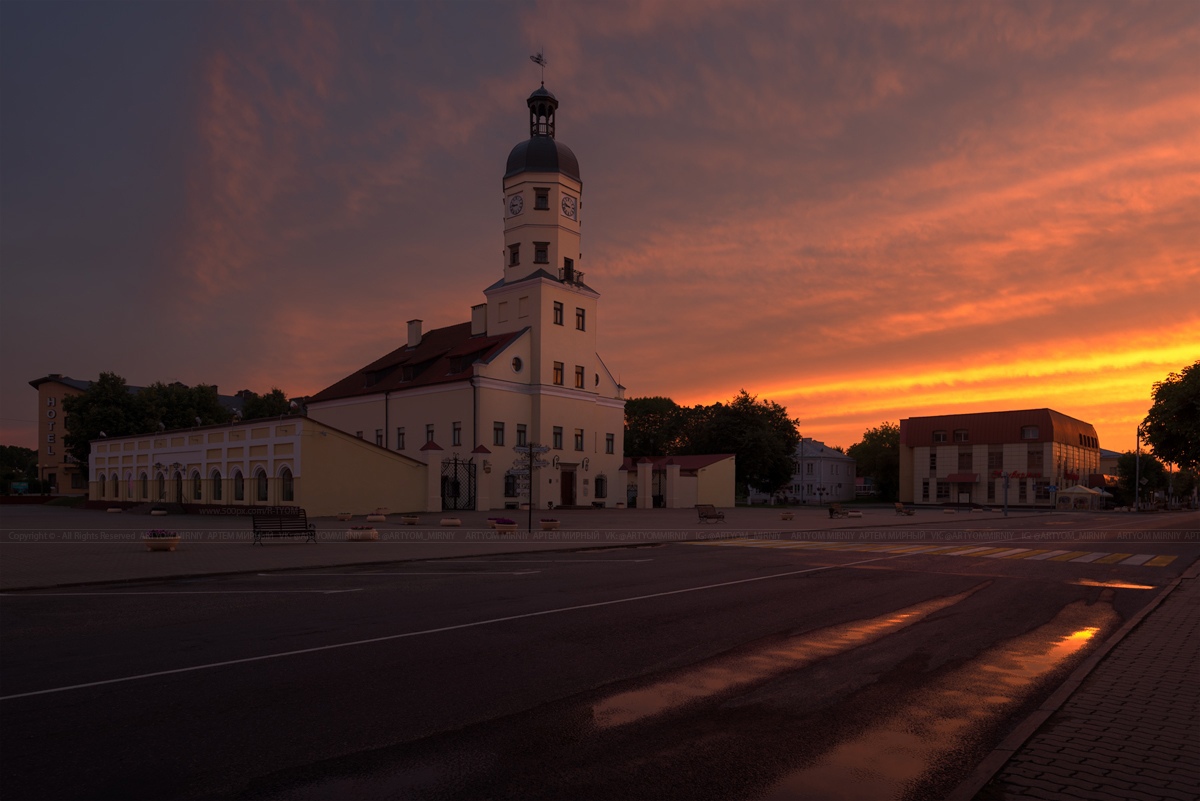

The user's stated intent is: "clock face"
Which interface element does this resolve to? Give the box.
[508,194,524,216]
[561,194,577,220]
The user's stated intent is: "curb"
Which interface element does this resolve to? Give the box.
[943,555,1200,801]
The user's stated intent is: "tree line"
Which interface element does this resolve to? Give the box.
[62,372,293,470]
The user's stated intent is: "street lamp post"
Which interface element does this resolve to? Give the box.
[1002,471,1010,517]
[1134,425,1142,513]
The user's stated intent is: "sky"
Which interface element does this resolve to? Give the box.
[2,0,1197,454]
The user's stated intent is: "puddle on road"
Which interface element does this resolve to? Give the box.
[591,584,988,729]
[759,595,1117,800]
[1072,578,1156,590]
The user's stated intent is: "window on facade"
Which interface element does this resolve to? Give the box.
[1035,480,1050,501]
[141,472,149,500]
[396,427,405,450]
[806,463,814,475]
[516,424,527,447]
[504,473,518,497]
[156,472,165,501]
[1021,426,1039,439]
[574,428,584,451]
[281,467,294,502]
[1028,448,1044,470]
[930,452,937,471]
[933,430,947,443]
[192,472,202,501]
[958,449,973,470]
[606,433,614,454]
[553,362,564,385]
[211,470,222,501]
[553,302,564,325]
[553,426,563,450]
[1018,481,1027,502]
[595,474,608,499]
[255,468,268,502]
[356,431,363,439]
[452,422,462,447]
[426,424,435,443]
[575,307,585,330]
[936,482,950,500]
[954,429,969,442]
[988,449,1003,470]
[518,296,529,318]
[375,429,384,446]
[535,188,549,210]
[493,422,504,446]
[987,478,996,502]
[233,471,244,501]
[498,301,509,323]
[574,365,585,388]
[508,244,520,266]
[534,242,549,263]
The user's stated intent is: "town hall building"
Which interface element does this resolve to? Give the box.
[306,84,626,511]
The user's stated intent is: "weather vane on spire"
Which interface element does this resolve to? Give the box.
[530,50,547,84]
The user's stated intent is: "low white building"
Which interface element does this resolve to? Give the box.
[749,438,856,504]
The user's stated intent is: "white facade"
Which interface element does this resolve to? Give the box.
[750,438,857,504]
[306,85,625,512]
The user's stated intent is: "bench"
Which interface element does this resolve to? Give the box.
[251,508,317,545]
[696,504,725,523]
[894,502,915,516]
[828,503,850,519]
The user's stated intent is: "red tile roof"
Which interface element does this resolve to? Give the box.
[308,323,525,403]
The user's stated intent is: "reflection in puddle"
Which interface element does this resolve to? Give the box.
[760,597,1116,800]
[591,585,986,729]
[1073,578,1156,590]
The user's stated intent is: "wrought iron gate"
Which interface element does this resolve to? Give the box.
[441,455,476,511]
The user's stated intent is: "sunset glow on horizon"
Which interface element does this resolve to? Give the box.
[2,1,1197,455]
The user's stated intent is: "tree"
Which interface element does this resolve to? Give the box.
[136,382,231,432]
[241,388,293,419]
[0,445,37,492]
[848,422,900,501]
[1142,361,1200,471]
[62,372,140,470]
[1115,451,1167,508]
[62,374,236,471]
[624,396,685,457]
[682,390,800,497]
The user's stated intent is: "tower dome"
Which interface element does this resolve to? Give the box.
[504,85,580,182]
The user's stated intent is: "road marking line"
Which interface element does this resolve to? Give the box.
[1048,551,1091,562]
[1144,555,1177,567]
[255,571,541,576]
[0,590,364,597]
[1069,552,1106,563]
[1006,549,1050,559]
[442,559,653,564]
[1026,550,1070,561]
[1120,554,1156,566]
[0,550,946,702]
[1094,553,1133,564]
[984,549,1029,558]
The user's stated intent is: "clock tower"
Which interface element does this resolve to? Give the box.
[499,85,582,285]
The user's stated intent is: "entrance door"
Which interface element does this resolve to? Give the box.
[441,456,477,511]
[560,469,576,506]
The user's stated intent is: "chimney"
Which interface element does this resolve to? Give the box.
[407,319,423,349]
[471,304,487,336]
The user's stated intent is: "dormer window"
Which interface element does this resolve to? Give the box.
[933,430,947,443]
[1021,426,1039,440]
[953,429,969,442]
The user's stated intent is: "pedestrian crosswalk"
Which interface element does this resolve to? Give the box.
[688,538,1178,567]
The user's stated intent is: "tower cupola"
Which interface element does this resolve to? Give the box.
[528,85,557,138]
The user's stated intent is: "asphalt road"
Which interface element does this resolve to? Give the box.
[1,513,1196,800]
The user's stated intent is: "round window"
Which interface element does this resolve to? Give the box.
[512,357,523,372]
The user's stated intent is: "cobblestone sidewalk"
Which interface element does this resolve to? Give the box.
[971,564,1200,801]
